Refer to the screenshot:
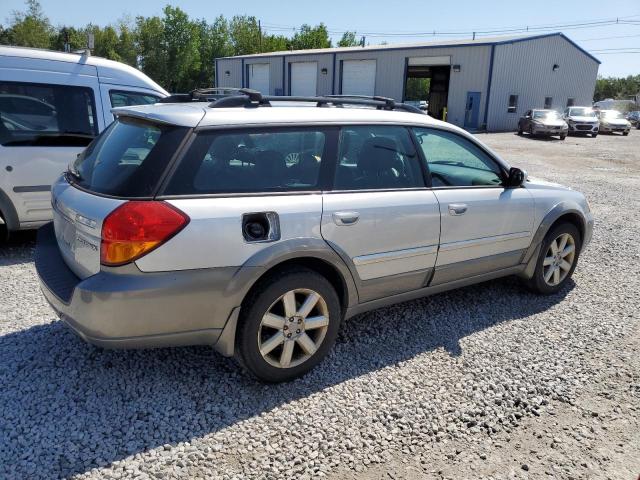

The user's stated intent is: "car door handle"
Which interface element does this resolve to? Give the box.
[448,203,468,216]
[333,211,360,225]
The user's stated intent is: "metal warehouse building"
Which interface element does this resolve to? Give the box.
[215,33,599,131]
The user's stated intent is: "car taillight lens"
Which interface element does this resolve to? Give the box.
[101,201,189,266]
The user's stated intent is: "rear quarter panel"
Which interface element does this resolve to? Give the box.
[135,195,324,271]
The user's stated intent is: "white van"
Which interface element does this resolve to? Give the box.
[0,46,168,236]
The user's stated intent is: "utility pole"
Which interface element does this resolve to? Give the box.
[360,36,366,47]
[258,20,262,52]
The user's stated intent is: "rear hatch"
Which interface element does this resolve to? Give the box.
[53,116,191,278]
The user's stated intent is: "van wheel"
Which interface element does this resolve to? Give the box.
[526,223,581,295]
[236,268,341,382]
[0,214,8,243]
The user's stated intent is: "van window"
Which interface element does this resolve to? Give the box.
[334,126,424,190]
[164,128,327,195]
[109,90,161,108]
[0,81,98,147]
[70,117,188,197]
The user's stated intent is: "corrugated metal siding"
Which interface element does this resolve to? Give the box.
[245,57,284,95]
[334,46,492,127]
[284,54,334,96]
[487,35,599,131]
[216,58,242,88]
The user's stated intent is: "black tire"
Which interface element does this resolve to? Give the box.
[591,133,598,138]
[623,131,629,136]
[560,134,566,140]
[526,222,582,295]
[528,125,535,137]
[517,124,523,136]
[236,268,341,382]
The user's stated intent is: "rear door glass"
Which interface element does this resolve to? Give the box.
[70,117,188,197]
[0,81,98,147]
[164,128,328,195]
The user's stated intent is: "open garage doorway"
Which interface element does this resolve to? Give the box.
[403,56,450,120]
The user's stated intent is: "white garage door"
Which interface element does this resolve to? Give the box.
[341,60,376,96]
[290,62,318,96]
[248,63,270,94]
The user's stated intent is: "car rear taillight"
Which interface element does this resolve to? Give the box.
[101,201,189,266]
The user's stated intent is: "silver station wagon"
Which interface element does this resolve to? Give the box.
[36,91,594,382]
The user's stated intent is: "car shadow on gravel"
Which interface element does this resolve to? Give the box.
[0,231,36,266]
[0,276,573,478]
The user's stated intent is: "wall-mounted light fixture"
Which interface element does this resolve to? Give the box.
[452,64,461,72]
[552,64,560,72]
[225,70,231,76]
[321,68,328,75]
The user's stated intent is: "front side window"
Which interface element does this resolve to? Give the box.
[508,95,518,113]
[0,81,98,147]
[333,125,424,190]
[165,128,327,195]
[413,128,503,187]
[71,117,187,197]
[109,90,161,108]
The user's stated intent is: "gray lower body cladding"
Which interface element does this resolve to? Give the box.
[36,223,259,350]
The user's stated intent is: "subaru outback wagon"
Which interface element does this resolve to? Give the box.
[36,91,593,382]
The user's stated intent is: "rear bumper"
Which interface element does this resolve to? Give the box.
[35,223,258,351]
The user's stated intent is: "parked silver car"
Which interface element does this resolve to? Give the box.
[563,106,599,137]
[517,109,568,139]
[596,109,631,135]
[35,91,594,382]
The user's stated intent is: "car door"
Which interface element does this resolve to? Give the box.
[412,127,534,285]
[0,57,103,228]
[521,110,532,131]
[321,125,441,302]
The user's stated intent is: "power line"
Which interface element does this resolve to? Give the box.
[577,33,640,41]
[261,14,640,39]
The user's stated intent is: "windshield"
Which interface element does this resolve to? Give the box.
[600,110,624,119]
[568,107,596,117]
[70,117,188,197]
[533,111,561,120]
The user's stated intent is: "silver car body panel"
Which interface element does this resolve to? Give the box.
[51,176,124,278]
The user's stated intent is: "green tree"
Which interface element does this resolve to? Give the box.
[337,31,359,47]
[162,6,201,92]
[116,20,138,66]
[594,75,640,101]
[136,15,167,86]
[290,23,331,50]
[50,26,86,52]
[229,15,261,56]
[5,0,53,48]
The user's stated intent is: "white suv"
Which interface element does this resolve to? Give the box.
[35,91,593,382]
[0,46,167,238]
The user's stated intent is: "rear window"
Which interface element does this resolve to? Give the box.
[0,81,98,147]
[164,128,327,195]
[70,117,188,197]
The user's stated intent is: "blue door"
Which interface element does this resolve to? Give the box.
[464,91,481,130]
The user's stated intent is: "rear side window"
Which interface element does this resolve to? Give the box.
[70,117,187,197]
[164,128,327,195]
[109,90,161,108]
[0,81,98,147]
[334,125,424,190]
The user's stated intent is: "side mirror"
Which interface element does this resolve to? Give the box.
[506,167,527,187]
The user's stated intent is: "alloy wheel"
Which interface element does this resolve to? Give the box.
[543,233,576,286]
[257,288,330,368]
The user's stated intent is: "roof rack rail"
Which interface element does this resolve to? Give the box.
[159,87,249,104]
[207,91,425,114]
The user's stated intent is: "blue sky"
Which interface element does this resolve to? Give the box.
[2,0,639,76]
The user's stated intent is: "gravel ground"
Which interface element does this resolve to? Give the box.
[1,130,639,480]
